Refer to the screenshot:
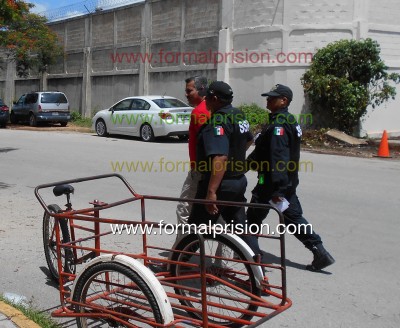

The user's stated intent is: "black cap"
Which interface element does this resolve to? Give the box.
[207,81,233,101]
[261,84,293,101]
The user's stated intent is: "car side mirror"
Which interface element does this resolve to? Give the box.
[13,101,17,105]
[110,108,114,113]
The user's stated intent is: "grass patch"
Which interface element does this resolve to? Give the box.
[0,294,61,328]
[70,111,92,128]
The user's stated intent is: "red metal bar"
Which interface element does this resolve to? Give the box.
[35,174,292,327]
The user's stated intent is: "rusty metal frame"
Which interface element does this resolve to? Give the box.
[35,173,292,327]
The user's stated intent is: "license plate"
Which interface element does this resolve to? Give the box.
[180,115,190,121]
[52,112,59,116]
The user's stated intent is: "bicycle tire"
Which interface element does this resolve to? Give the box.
[170,233,260,327]
[72,262,164,328]
[42,204,75,282]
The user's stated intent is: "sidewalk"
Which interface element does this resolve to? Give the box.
[0,301,41,328]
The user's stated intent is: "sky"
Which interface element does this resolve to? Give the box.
[30,0,143,16]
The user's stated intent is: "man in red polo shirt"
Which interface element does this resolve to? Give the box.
[176,76,210,237]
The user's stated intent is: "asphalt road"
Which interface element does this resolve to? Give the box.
[1,128,399,328]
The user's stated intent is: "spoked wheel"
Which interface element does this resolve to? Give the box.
[43,204,75,282]
[72,262,164,328]
[95,119,108,137]
[140,124,155,142]
[170,234,260,327]
[29,113,37,126]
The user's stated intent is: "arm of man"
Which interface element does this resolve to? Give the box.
[206,155,227,214]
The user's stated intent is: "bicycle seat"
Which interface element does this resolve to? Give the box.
[53,184,74,197]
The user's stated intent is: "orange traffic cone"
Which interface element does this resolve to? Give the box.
[376,130,391,158]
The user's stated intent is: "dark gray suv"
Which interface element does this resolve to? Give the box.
[10,91,70,126]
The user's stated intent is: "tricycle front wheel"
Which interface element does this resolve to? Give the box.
[42,204,75,282]
[73,262,164,328]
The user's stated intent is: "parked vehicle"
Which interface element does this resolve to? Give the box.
[10,91,70,127]
[0,98,9,127]
[92,96,193,142]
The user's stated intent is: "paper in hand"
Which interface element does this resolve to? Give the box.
[269,198,290,212]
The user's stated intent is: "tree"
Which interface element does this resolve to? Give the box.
[301,38,400,135]
[0,0,63,77]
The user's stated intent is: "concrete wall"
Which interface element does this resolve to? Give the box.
[0,0,219,115]
[221,0,400,137]
[1,0,399,136]
[360,0,400,137]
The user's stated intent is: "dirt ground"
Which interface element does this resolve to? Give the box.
[301,129,400,159]
[3,123,400,159]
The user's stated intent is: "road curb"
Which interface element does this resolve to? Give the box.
[0,300,41,328]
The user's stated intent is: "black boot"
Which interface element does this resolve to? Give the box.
[306,244,335,271]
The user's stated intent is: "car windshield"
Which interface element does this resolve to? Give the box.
[41,93,68,104]
[152,98,188,108]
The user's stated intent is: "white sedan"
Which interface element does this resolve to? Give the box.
[92,96,193,142]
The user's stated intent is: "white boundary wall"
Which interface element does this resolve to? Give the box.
[1,0,399,137]
[221,0,400,137]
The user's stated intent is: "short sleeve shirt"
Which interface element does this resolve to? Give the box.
[188,100,209,167]
[196,104,252,177]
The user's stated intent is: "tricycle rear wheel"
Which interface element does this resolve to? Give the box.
[170,233,260,327]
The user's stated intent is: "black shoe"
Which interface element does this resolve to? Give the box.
[306,244,335,271]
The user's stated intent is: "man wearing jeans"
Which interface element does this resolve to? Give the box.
[176,76,210,237]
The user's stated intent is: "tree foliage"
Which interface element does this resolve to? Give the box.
[0,0,63,77]
[238,103,268,134]
[301,38,400,135]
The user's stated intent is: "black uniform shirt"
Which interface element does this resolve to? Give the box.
[247,107,302,197]
[197,104,252,177]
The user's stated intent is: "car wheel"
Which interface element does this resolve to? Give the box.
[140,124,155,142]
[10,112,17,124]
[60,122,67,127]
[95,119,108,137]
[29,113,37,127]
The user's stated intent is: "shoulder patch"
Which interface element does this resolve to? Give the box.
[214,125,225,136]
[274,126,284,136]
[239,120,250,133]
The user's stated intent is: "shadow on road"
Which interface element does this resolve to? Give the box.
[39,266,60,289]
[0,147,18,153]
[97,134,188,144]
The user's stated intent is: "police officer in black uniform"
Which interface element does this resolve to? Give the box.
[188,81,253,229]
[246,84,335,271]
